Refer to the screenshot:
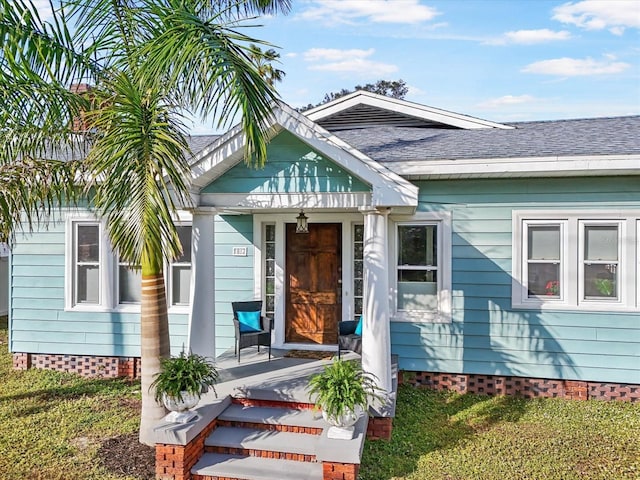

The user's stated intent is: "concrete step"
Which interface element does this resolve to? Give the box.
[205,426,319,460]
[192,453,323,480]
[218,403,324,434]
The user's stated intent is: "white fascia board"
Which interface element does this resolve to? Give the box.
[384,154,640,179]
[305,90,513,130]
[200,192,372,210]
[275,103,418,207]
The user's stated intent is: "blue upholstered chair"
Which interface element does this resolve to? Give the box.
[337,318,362,359]
[231,301,272,363]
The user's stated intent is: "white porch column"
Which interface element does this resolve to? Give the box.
[187,208,216,359]
[362,207,392,394]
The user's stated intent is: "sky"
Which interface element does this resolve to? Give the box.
[35,0,640,134]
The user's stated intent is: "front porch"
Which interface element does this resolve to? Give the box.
[154,347,397,480]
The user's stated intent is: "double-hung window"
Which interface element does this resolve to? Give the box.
[67,216,192,311]
[67,220,108,309]
[74,223,101,305]
[513,211,638,311]
[169,225,192,306]
[393,215,451,321]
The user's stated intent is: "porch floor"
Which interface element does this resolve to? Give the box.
[202,346,359,405]
[202,346,397,417]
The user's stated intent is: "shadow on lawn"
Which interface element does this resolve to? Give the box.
[361,384,529,480]
[0,374,139,418]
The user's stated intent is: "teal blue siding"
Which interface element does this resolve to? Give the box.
[202,131,370,194]
[213,215,255,356]
[392,176,640,385]
[9,213,188,358]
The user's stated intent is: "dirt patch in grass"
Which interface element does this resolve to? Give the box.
[98,433,155,480]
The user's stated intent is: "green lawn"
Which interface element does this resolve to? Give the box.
[0,317,149,480]
[361,384,640,480]
[1,316,638,479]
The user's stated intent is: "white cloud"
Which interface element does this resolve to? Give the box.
[485,29,572,45]
[303,48,398,76]
[299,0,440,25]
[32,0,55,21]
[477,95,536,108]
[522,56,630,76]
[552,0,640,35]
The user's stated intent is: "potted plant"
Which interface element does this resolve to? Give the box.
[307,359,383,439]
[150,351,218,423]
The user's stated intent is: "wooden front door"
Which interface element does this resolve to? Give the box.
[286,223,342,344]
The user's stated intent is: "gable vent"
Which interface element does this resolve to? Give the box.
[314,104,459,131]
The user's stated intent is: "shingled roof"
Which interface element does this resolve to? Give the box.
[332,116,640,163]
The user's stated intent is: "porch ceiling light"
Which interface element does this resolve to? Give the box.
[296,210,309,234]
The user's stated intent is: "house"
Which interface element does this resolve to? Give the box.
[8,91,640,400]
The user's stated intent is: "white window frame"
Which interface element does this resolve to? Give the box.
[65,216,113,311]
[512,210,639,312]
[167,223,193,313]
[390,212,452,323]
[66,212,193,312]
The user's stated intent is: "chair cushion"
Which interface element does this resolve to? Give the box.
[354,315,363,336]
[237,311,262,333]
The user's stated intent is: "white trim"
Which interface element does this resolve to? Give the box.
[389,211,452,323]
[304,90,513,130]
[200,192,372,210]
[64,215,112,312]
[512,210,640,312]
[382,154,640,179]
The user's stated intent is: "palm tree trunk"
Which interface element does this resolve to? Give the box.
[139,271,171,446]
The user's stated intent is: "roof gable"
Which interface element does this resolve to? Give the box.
[201,131,370,195]
[304,90,514,131]
[190,101,418,208]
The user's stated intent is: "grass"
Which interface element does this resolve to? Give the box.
[0,316,147,480]
[1,315,638,479]
[361,385,640,480]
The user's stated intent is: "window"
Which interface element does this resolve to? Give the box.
[513,211,638,311]
[397,224,439,311]
[264,224,276,319]
[74,223,101,305]
[67,215,192,311]
[170,225,192,306]
[118,257,141,304]
[525,223,564,299]
[581,223,619,301]
[393,215,451,321]
[353,224,364,317]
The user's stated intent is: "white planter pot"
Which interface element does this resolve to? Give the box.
[162,391,200,412]
[322,405,365,439]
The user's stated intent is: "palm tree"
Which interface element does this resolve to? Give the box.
[249,43,286,86]
[0,0,289,445]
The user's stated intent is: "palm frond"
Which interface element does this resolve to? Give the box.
[138,0,279,167]
[0,158,82,242]
[84,73,192,270]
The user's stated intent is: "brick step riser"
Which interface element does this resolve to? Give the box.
[216,419,323,435]
[205,445,317,462]
[231,397,316,410]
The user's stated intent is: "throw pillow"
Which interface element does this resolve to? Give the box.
[354,315,363,335]
[237,310,262,333]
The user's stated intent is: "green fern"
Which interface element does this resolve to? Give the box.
[308,359,383,419]
[150,351,218,402]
